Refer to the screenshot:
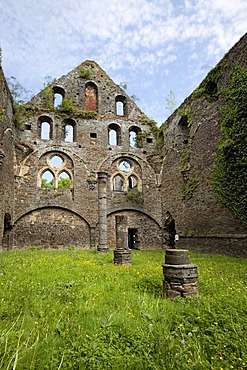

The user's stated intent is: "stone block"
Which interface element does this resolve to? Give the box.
[165,249,190,265]
[114,249,132,265]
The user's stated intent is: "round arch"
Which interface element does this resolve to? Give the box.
[13,207,91,249]
[107,209,162,250]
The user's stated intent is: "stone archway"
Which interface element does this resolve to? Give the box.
[107,210,162,250]
[13,207,90,249]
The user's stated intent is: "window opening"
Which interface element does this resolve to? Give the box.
[90,133,97,138]
[115,95,126,116]
[41,122,51,140]
[119,160,131,172]
[109,129,117,145]
[50,155,63,167]
[54,93,63,108]
[113,175,124,191]
[116,101,124,116]
[146,138,153,143]
[41,170,54,188]
[65,125,74,142]
[58,171,71,189]
[129,126,142,148]
[108,123,121,146]
[129,131,137,148]
[128,175,137,189]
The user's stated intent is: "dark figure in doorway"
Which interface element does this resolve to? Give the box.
[163,211,176,247]
[3,213,13,250]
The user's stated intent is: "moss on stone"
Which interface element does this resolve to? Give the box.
[212,64,247,226]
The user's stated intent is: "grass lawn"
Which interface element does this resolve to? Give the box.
[0,248,246,369]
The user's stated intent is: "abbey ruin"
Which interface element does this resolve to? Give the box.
[0,33,246,257]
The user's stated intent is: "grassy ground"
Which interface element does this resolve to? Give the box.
[0,248,246,369]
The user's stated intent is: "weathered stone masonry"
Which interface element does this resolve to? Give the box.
[0,34,246,256]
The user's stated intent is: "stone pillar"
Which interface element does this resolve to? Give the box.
[97,172,109,253]
[163,249,198,298]
[114,215,132,265]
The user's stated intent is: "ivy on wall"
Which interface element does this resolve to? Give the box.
[212,64,247,227]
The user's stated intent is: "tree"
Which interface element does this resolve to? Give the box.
[165,90,177,112]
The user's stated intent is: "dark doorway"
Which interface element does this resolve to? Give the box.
[128,228,139,249]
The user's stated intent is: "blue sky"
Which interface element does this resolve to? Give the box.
[0,0,246,124]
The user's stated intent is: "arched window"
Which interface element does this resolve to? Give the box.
[39,152,73,190]
[108,123,121,146]
[54,93,63,108]
[129,126,142,148]
[128,175,138,189]
[65,125,73,142]
[63,118,76,142]
[39,116,53,140]
[113,175,124,191]
[85,82,98,111]
[41,122,50,140]
[58,171,71,189]
[53,86,65,108]
[115,95,127,116]
[41,170,54,188]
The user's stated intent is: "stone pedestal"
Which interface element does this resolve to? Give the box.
[114,215,132,265]
[163,249,198,298]
[114,249,132,265]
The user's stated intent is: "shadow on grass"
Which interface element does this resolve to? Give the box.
[136,277,164,298]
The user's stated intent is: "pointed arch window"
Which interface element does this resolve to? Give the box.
[128,175,138,189]
[38,152,73,191]
[58,171,71,189]
[113,175,124,192]
[41,170,55,188]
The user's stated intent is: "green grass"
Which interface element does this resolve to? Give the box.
[0,249,246,369]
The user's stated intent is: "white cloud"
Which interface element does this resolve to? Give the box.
[0,0,246,121]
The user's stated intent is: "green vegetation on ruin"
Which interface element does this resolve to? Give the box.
[0,249,246,370]
[212,64,247,227]
[192,60,225,102]
[78,67,92,79]
[126,187,144,204]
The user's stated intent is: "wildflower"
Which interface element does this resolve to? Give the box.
[178,323,183,329]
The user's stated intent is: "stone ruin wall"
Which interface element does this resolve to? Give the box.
[9,61,163,250]
[161,33,247,257]
[0,67,15,248]
[0,34,246,256]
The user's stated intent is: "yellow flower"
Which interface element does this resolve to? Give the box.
[178,323,183,329]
